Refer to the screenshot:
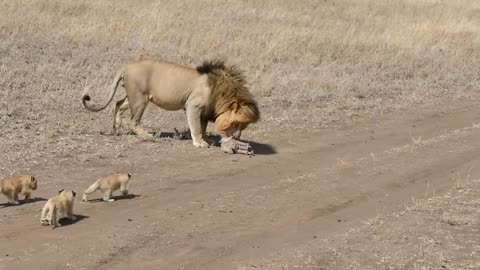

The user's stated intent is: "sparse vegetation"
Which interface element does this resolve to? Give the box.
[239,177,480,269]
[1,0,479,171]
[1,0,480,269]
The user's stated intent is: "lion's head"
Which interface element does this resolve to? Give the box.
[197,60,260,139]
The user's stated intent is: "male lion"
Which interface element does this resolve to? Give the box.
[82,59,260,148]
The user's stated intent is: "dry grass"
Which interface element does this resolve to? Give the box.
[0,0,479,171]
[241,178,480,270]
[324,179,480,269]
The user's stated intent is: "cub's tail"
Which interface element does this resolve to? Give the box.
[82,180,100,201]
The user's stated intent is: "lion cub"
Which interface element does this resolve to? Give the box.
[82,173,131,202]
[0,175,37,205]
[40,189,76,228]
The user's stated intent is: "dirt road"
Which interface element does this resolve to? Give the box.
[1,104,480,270]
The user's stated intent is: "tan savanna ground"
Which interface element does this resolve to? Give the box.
[1,0,480,269]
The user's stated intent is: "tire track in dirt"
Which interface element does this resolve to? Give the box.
[120,118,480,270]
[1,105,480,270]
[91,106,478,269]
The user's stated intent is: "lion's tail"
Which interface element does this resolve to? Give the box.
[84,180,100,195]
[82,67,125,112]
[40,202,49,223]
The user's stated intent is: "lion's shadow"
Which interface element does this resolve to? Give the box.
[83,193,141,203]
[57,214,89,227]
[153,130,277,155]
[0,197,48,208]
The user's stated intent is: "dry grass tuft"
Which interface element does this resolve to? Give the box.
[1,0,479,171]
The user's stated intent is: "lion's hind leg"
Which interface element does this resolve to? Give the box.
[128,94,152,139]
[51,209,61,228]
[113,97,129,136]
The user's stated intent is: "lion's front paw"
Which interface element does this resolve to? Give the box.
[193,139,210,148]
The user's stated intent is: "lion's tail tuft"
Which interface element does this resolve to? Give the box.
[82,68,125,112]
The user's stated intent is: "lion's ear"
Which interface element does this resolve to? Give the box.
[214,111,234,131]
[233,102,260,124]
[230,102,239,113]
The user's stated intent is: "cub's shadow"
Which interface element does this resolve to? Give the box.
[0,197,47,208]
[84,193,141,203]
[58,214,89,227]
[153,130,277,155]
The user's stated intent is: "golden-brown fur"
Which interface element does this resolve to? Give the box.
[197,59,260,139]
[82,173,131,202]
[0,175,37,205]
[82,59,259,147]
[40,189,76,228]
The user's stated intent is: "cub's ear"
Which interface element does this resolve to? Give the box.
[58,189,64,194]
[31,176,36,182]
[72,190,76,197]
[127,173,131,178]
